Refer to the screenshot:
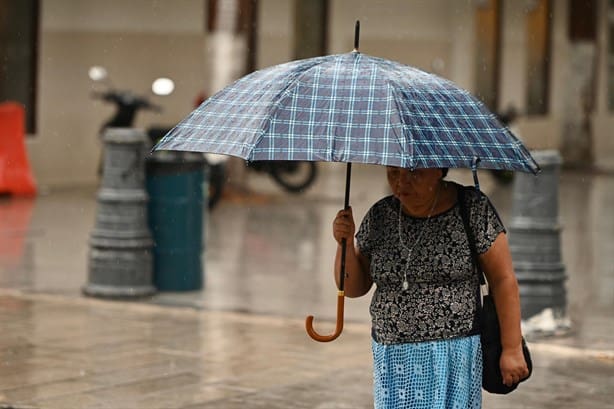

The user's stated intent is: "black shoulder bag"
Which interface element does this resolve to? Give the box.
[458,186,532,394]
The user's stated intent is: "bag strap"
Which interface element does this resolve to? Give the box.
[457,186,486,286]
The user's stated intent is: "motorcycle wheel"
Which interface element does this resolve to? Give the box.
[208,164,225,209]
[490,169,515,185]
[270,161,318,193]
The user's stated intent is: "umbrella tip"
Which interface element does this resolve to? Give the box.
[353,20,360,52]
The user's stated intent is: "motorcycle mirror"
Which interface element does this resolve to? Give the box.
[152,78,175,96]
[88,66,108,82]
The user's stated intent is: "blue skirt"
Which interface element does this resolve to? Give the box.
[372,335,482,409]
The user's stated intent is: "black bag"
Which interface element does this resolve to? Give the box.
[480,293,532,393]
[458,187,532,394]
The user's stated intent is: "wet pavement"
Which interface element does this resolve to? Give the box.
[0,163,613,408]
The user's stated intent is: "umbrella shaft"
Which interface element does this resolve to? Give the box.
[340,239,347,290]
[339,163,352,291]
[344,163,352,209]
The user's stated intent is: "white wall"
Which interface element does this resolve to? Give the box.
[29,0,207,188]
[42,0,204,33]
[256,0,294,68]
[328,0,472,82]
[27,0,614,188]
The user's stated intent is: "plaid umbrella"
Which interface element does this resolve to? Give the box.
[154,23,539,342]
[154,60,538,175]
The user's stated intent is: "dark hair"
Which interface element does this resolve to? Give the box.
[441,168,449,178]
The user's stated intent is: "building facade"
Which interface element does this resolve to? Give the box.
[2,0,613,187]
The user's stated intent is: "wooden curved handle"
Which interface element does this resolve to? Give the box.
[305,291,345,342]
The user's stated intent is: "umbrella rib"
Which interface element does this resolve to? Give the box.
[428,87,469,168]
[306,68,319,160]
[343,53,361,162]
[250,58,332,161]
[362,58,378,165]
[327,57,343,161]
[388,83,413,169]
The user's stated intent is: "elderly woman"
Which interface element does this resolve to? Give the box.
[332,167,529,409]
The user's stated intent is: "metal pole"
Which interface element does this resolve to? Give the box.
[338,162,352,291]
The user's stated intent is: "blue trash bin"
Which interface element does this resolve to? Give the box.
[146,151,207,291]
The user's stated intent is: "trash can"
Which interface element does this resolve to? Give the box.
[146,151,207,291]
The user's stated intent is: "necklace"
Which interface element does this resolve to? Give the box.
[398,184,441,291]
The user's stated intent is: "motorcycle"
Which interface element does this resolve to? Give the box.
[247,160,318,193]
[88,66,169,140]
[88,66,226,209]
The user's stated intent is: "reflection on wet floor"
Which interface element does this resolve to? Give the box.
[0,196,36,288]
[1,164,614,408]
[0,164,613,348]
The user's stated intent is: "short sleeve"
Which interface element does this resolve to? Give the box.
[466,188,506,254]
[355,205,375,259]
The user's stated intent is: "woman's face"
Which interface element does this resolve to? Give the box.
[386,167,442,203]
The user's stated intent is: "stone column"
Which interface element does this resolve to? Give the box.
[560,42,595,167]
[84,128,155,298]
[508,150,567,324]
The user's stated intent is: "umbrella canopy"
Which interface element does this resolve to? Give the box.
[154,52,539,174]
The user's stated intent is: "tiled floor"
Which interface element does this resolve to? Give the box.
[1,163,613,407]
[0,291,613,408]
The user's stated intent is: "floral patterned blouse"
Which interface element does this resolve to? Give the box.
[356,184,505,345]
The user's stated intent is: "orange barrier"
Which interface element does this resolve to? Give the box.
[0,102,36,196]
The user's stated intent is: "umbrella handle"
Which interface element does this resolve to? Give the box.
[305,163,351,343]
[305,291,345,342]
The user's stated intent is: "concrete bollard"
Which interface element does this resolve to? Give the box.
[509,150,567,324]
[83,128,156,298]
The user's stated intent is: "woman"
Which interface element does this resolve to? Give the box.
[332,167,529,408]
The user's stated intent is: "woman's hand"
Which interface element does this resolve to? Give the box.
[481,233,529,387]
[500,345,530,387]
[333,207,355,245]
[332,207,372,298]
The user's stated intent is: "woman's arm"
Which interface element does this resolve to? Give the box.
[479,232,530,386]
[332,207,373,298]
